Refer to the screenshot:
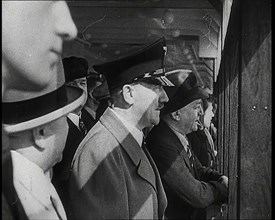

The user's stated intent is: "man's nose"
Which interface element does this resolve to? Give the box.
[54,1,78,41]
[159,87,169,103]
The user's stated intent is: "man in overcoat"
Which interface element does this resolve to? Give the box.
[2,61,85,219]
[69,37,173,219]
[146,69,228,219]
[2,1,77,219]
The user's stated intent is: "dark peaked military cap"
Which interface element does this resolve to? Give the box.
[93,37,174,91]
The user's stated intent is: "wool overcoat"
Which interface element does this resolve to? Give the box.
[146,120,227,219]
[69,107,167,220]
[52,117,85,214]
[81,107,97,132]
[2,149,27,220]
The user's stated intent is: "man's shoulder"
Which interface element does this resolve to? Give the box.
[75,121,119,159]
[147,120,173,143]
[186,130,202,143]
[71,120,122,187]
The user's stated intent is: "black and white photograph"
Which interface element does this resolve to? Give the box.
[2,0,271,219]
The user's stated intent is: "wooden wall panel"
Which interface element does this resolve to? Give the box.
[217,0,271,219]
[216,0,241,218]
[226,33,240,220]
[239,0,271,218]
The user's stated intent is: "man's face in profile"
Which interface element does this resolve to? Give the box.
[2,1,77,91]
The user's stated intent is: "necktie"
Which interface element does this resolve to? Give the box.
[186,144,194,168]
[182,134,194,169]
[79,117,87,135]
[186,145,192,159]
[142,137,146,149]
[182,134,193,160]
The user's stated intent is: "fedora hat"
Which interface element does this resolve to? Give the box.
[63,56,94,83]
[93,37,174,91]
[2,59,86,133]
[161,69,209,115]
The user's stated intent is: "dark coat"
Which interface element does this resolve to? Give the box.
[69,107,167,220]
[81,107,97,132]
[146,120,227,219]
[187,129,218,170]
[52,117,85,213]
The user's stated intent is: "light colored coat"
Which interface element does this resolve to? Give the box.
[11,151,66,220]
[69,107,167,219]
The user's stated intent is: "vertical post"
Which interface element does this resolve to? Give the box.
[239,0,271,218]
[217,0,271,219]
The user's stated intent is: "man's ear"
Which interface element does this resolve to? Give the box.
[32,126,47,150]
[171,111,180,121]
[122,84,134,105]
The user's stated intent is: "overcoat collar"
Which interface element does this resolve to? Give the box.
[100,107,157,191]
[10,151,67,220]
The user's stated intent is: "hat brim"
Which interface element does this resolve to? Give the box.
[161,86,208,115]
[3,86,85,134]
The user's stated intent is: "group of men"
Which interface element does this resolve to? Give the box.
[2,1,228,220]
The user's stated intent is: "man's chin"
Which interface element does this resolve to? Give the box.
[151,117,160,126]
[153,111,161,125]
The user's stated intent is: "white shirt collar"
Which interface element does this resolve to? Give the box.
[11,150,66,219]
[67,112,80,129]
[111,108,144,147]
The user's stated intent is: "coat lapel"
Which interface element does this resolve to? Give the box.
[11,151,66,220]
[142,146,167,217]
[160,120,194,173]
[81,107,97,131]
[100,108,157,192]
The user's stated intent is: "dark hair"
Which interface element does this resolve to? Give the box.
[199,94,217,127]
[202,94,216,111]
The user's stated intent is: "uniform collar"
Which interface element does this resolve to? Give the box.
[111,108,144,147]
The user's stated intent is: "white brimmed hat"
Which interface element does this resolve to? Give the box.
[3,60,86,134]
